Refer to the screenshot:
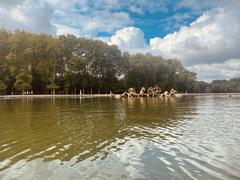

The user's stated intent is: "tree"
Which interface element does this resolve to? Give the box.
[45,37,63,95]
[6,30,33,94]
[176,70,197,93]
[0,29,215,95]
[0,29,13,94]
[0,80,7,95]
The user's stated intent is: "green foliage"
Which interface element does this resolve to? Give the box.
[0,81,7,90]
[14,67,32,90]
[123,54,197,92]
[47,83,59,89]
[0,29,238,94]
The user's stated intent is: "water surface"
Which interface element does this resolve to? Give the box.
[0,95,240,179]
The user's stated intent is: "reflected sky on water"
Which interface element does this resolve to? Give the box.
[0,95,240,179]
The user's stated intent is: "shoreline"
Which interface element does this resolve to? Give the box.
[0,94,112,99]
[0,93,239,99]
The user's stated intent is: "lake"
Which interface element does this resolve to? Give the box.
[0,95,240,180]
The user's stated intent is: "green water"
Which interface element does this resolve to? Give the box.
[0,96,240,180]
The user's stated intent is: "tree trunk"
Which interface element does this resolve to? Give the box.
[52,65,56,95]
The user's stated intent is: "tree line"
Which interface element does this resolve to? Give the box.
[0,29,239,95]
[193,78,240,93]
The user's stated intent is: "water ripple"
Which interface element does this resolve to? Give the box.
[0,96,240,179]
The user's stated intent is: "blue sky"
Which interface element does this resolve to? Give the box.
[0,0,240,81]
[50,0,210,39]
[133,8,201,40]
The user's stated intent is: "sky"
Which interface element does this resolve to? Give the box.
[0,0,240,82]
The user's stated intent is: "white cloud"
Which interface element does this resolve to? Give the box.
[107,1,240,80]
[188,59,240,81]
[0,0,134,37]
[1,0,239,81]
[0,0,56,34]
[42,0,170,37]
[129,5,144,15]
[149,7,240,66]
[147,2,240,80]
[108,27,148,52]
[176,0,240,11]
[43,0,80,10]
[53,9,133,37]
[83,11,133,33]
[55,24,80,37]
[97,36,111,43]
[0,0,23,7]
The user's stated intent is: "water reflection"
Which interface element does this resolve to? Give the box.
[0,96,240,179]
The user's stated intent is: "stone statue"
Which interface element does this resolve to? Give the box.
[139,87,146,97]
[147,87,154,97]
[115,86,182,99]
[121,91,128,98]
[169,89,178,97]
[161,90,169,98]
[153,85,161,96]
[128,87,137,97]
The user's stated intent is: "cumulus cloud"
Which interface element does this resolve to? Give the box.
[0,0,134,37]
[107,1,240,80]
[108,27,147,52]
[188,59,240,81]
[55,11,133,37]
[0,0,56,34]
[1,0,239,81]
[82,11,133,34]
[149,7,240,66]
[43,0,170,37]
[148,1,240,80]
